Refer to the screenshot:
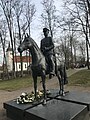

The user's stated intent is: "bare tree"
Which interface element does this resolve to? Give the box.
[86,0,90,14]
[0,0,16,77]
[0,18,10,79]
[79,40,86,60]
[73,38,79,67]
[57,16,78,68]
[23,0,36,68]
[13,32,18,72]
[23,0,36,36]
[41,0,58,38]
[13,0,24,77]
[61,0,90,69]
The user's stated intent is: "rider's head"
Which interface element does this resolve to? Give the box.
[43,28,49,37]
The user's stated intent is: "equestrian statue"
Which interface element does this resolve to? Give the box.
[18,32,68,105]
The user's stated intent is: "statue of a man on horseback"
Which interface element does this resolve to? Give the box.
[40,28,55,78]
[18,31,68,105]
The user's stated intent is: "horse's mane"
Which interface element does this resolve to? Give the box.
[29,37,43,57]
[30,37,40,50]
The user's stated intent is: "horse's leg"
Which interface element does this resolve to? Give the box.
[33,75,37,100]
[64,64,68,84]
[61,65,65,96]
[58,65,65,96]
[41,70,47,105]
[57,71,61,94]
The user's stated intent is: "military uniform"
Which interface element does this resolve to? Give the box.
[40,34,55,75]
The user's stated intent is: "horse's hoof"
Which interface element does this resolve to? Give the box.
[49,74,52,79]
[59,91,65,96]
[62,92,65,96]
[59,90,62,95]
[42,99,47,105]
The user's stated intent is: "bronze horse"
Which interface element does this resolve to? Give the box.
[18,35,68,104]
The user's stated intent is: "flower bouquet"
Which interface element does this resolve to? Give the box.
[16,90,51,104]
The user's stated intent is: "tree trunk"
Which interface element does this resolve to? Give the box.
[86,34,89,69]
[17,16,23,77]
[1,35,9,80]
[9,29,16,78]
[14,37,18,75]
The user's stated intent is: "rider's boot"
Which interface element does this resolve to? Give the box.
[49,71,55,79]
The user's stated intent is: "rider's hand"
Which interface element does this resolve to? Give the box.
[44,47,48,50]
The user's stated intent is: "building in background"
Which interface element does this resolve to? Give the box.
[6,44,32,72]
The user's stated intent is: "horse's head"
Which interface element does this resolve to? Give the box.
[18,34,32,53]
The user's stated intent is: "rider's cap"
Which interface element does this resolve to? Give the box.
[43,28,49,32]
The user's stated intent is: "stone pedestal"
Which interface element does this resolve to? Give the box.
[3,99,49,120]
[56,91,90,111]
[3,90,90,120]
[25,99,87,120]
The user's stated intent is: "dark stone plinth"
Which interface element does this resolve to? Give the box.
[25,99,87,120]
[47,89,59,99]
[4,100,34,120]
[56,91,90,111]
[3,98,50,120]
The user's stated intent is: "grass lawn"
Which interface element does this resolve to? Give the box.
[0,69,90,91]
[68,69,90,87]
[0,76,34,91]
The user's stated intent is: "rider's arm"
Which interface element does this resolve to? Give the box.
[45,37,54,51]
[40,40,45,53]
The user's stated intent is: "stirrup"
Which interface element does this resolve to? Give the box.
[49,73,55,79]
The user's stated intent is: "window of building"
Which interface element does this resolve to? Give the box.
[25,64,27,68]
[19,64,21,69]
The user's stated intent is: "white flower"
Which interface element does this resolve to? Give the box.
[21,92,26,96]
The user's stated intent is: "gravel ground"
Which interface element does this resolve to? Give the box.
[0,68,90,120]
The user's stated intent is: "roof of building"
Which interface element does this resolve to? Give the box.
[14,56,32,63]
[6,42,12,52]
[6,48,12,52]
